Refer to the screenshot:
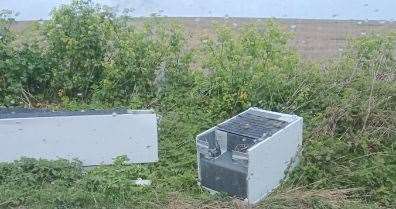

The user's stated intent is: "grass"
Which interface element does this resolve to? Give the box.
[0,1,395,208]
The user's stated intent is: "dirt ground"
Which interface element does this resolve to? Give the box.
[176,18,396,61]
[12,18,396,60]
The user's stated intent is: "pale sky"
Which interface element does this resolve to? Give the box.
[0,0,395,21]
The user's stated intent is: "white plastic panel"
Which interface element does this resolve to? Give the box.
[247,117,303,205]
[0,113,158,165]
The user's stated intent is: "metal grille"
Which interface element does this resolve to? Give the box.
[217,110,288,139]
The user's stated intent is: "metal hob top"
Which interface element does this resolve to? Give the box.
[217,109,289,140]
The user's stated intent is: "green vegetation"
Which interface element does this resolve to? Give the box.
[0,1,395,208]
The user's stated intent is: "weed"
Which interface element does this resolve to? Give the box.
[0,0,395,208]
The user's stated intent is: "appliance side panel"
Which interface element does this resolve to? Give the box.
[247,118,302,204]
[197,148,202,182]
[199,155,248,198]
[196,126,217,182]
[0,114,158,165]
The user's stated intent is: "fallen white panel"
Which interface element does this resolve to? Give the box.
[0,109,158,165]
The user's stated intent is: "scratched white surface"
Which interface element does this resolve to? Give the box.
[0,113,158,165]
[0,0,395,21]
[248,113,303,205]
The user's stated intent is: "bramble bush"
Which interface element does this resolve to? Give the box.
[95,20,189,108]
[1,0,187,107]
[0,9,17,105]
[287,34,396,206]
[0,0,395,208]
[44,0,118,101]
[193,23,304,119]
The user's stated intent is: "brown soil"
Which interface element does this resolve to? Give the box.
[11,18,396,61]
[174,17,396,61]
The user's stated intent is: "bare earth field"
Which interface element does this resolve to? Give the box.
[177,18,396,60]
[12,18,396,60]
